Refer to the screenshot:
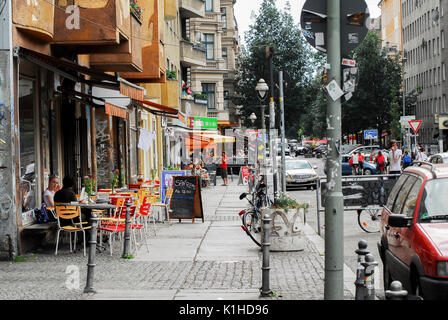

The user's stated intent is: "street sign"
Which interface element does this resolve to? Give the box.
[400,115,415,129]
[363,129,378,140]
[408,120,422,134]
[342,58,356,67]
[300,0,370,55]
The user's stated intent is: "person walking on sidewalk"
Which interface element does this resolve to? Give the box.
[388,141,402,175]
[220,151,229,186]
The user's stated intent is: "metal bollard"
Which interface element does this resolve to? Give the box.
[385,281,408,300]
[354,240,369,300]
[122,200,131,258]
[361,253,378,300]
[260,213,272,297]
[84,213,98,293]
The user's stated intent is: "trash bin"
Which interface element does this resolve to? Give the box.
[205,164,217,186]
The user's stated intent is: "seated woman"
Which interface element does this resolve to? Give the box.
[43,175,60,208]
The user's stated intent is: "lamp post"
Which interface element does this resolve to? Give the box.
[249,112,257,127]
[255,78,269,133]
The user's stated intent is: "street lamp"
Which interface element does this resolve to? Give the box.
[249,112,257,125]
[255,79,269,132]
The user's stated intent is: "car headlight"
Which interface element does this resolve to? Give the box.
[437,261,448,277]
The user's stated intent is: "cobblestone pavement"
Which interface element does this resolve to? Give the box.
[0,177,355,300]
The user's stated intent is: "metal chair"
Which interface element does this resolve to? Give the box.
[54,205,91,256]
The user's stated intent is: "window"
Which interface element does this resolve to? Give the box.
[224,90,229,109]
[222,47,228,69]
[205,0,213,12]
[394,176,417,215]
[202,83,216,109]
[202,33,214,60]
[385,174,410,212]
[19,78,37,212]
[221,7,227,30]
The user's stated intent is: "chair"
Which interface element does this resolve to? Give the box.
[54,205,91,256]
[152,189,173,224]
[138,195,158,236]
[97,203,149,256]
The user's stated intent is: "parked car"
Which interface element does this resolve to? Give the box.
[348,145,381,158]
[378,162,448,299]
[295,146,306,156]
[341,154,377,175]
[283,159,318,189]
[429,152,448,164]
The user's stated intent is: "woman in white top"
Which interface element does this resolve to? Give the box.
[43,175,60,207]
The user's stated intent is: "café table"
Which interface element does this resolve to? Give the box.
[69,201,118,252]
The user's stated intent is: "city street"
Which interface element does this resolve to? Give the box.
[287,155,385,298]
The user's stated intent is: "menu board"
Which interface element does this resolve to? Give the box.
[169,176,204,222]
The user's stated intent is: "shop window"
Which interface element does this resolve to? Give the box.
[19,78,37,212]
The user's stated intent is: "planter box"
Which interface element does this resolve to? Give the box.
[261,207,305,252]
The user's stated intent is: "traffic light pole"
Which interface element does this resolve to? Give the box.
[324,0,344,300]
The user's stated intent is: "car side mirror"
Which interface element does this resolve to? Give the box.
[388,214,412,228]
[313,166,318,169]
[239,193,247,200]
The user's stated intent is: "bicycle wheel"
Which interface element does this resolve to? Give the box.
[242,209,261,247]
[357,208,381,233]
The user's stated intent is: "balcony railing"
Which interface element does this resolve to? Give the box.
[53,0,131,47]
[180,40,206,67]
[179,0,205,18]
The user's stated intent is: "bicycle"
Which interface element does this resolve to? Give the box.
[357,207,382,233]
[238,175,271,246]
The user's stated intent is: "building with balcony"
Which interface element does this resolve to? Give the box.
[188,0,240,132]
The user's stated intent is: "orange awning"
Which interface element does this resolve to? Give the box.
[137,99,178,116]
[105,102,127,119]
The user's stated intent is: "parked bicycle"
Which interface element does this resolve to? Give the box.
[238,175,272,246]
[357,207,382,233]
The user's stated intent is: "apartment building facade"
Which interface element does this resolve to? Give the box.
[401,0,447,152]
[189,0,240,132]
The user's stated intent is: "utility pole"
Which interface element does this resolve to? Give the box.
[279,71,286,192]
[267,46,278,197]
[324,0,344,300]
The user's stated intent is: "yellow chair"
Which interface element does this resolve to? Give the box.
[152,189,173,224]
[55,205,91,256]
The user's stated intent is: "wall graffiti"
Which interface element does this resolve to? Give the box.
[95,117,111,189]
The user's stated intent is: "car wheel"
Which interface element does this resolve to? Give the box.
[364,169,373,175]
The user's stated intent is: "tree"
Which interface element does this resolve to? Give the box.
[341,32,418,141]
[233,0,316,138]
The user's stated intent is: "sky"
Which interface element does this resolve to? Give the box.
[234,0,381,45]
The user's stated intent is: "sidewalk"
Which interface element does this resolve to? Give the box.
[0,176,356,300]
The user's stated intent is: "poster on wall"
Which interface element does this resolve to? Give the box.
[160,170,191,203]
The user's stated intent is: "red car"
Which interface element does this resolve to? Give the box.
[378,162,448,299]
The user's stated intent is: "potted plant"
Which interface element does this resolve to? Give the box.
[130,0,144,20]
[261,192,310,251]
[166,70,177,80]
[110,169,119,193]
[84,174,96,203]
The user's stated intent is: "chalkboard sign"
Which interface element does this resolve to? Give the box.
[169,176,204,222]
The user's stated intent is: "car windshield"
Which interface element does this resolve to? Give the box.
[285,161,311,170]
[419,178,448,221]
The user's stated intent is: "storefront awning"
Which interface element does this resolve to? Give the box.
[92,86,130,119]
[135,99,179,118]
[118,77,146,100]
[15,46,118,83]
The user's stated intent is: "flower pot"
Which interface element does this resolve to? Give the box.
[261,207,305,252]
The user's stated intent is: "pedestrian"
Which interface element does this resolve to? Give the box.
[349,151,360,175]
[375,151,386,174]
[388,141,402,174]
[358,152,365,175]
[416,147,428,162]
[402,150,412,169]
[220,151,229,186]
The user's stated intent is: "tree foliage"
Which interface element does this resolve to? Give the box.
[232,0,316,138]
